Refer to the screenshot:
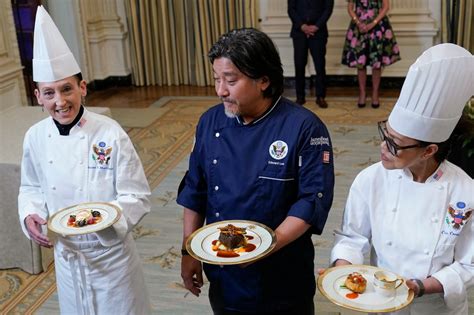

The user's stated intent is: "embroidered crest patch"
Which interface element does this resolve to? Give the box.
[92,141,112,165]
[445,202,473,229]
[269,140,288,160]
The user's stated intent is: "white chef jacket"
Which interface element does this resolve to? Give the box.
[331,161,474,315]
[18,108,151,314]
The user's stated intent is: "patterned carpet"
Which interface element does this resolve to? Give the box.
[5,96,471,314]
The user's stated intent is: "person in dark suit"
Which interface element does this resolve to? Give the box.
[288,0,334,108]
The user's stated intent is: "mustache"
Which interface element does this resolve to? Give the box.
[220,98,236,104]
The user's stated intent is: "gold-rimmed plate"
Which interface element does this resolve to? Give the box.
[48,202,121,236]
[317,264,414,313]
[186,220,276,265]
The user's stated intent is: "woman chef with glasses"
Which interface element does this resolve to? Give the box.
[330,43,474,315]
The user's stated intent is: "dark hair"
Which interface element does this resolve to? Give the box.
[208,28,284,101]
[418,115,471,163]
[418,139,450,163]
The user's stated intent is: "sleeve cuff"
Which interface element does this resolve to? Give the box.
[431,263,467,310]
[330,244,364,266]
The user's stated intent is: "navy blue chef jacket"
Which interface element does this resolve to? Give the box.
[177,97,334,312]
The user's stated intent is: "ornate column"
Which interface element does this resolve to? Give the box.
[0,0,27,112]
[260,0,439,77]
[79,0,131,81]
[48,0,130,82]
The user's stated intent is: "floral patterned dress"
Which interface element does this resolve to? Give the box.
[342,0,401,69]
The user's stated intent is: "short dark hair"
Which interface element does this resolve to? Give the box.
[208,28,284,100]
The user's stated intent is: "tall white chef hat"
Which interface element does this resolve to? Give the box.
[388,43,474,143]
[33,5,81,82]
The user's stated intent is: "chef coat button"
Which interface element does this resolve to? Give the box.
[386,241,392,246]
[48,134,52,138]
[397,175,402,179]
[80,135,85,140]
[79,161,84,165]
[213,159,218,165]
[215,212,220,217]
[424,249,430,255]
[48,160,53,164]
[215,132,220,138]
[214,186,219,191]
[79,188,83,192]
[431,217,439,223]
[438,185,444,190]
[317,192,323,198]
[391,208,397,212]
[51,186,56,190]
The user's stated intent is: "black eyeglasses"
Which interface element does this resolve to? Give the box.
[377,120,423,156]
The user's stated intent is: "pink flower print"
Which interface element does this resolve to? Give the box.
[370,33,375,40]
[373,61,381,69]
[367,10,374,18]
[376,31,382,39]
[382,56,391,65]
[385,29,393,39]
[358,55,367,65]
[350,61,357,67]
[361,0,368,6]
[392,44,400,54]
[347,29,353,40]
[350,37,358,48]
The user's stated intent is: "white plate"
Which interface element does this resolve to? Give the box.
[317,265,414,313]
[48,202,121,236]
[186,220,276,265]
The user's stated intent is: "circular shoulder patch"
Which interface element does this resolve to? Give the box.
[269,140,288,160]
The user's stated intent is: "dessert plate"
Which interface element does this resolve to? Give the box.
[186,220,276,265]
[48,202,121,236]
[317,264,414,313]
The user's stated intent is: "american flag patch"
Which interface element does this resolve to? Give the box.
[77,117,87,127]
[323,151,330,163]
[433,169,443,181]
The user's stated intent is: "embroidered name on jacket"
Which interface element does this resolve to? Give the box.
[310,136,329,146]
[90,141,113,170]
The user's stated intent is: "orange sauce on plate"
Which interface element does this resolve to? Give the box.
[345,292,359,299]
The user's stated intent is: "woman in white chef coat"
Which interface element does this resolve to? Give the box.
[330,43,474,315]
[18,6,151,314]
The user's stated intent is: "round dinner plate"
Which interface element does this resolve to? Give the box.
[317,264,414,313]
[186,220,276,265]
[48,202,121,236]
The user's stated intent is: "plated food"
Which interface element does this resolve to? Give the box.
[212,224,257,257]
[317,264,413,313]
[67,209,102,227]
[48,202,121,236]
[186,220,276,265]
[344,272,367,294]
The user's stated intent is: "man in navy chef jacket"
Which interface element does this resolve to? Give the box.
[177,28,335,315]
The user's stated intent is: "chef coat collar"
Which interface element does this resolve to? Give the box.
[53,105,84,136]
[235,95,282,125]
[400,160,446,183]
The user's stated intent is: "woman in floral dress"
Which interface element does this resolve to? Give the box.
[342,0,400,108]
